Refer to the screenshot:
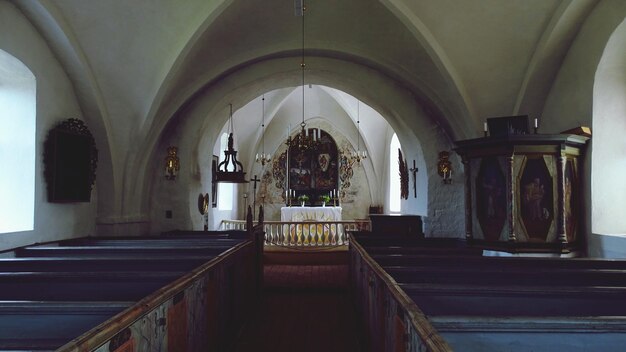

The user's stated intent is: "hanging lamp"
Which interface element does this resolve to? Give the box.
[352,100,367,163]
[215,104,248,183]
[286,0,319,152]
[256,95,271,166]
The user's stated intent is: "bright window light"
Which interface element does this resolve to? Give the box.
[0,49,36,233]
[389,133,401,213]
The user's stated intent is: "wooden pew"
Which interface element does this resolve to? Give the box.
[372,253,626,270]
[0,256,213,272]
[430,315,626,352]
[0,236,256,351]
[350,235,626,351]
[362,246,483,256]
[62,237,244,247]
[0,271,185,301]
[15,245,233,258]
[399,283,626,316]
[51,206,265,352]
[0,301,133,351]
[382,266,626,287]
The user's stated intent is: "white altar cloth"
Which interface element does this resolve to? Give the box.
[281,206,342,222]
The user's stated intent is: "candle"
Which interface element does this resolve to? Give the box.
[534,118,538,128]
[483,122,488,132]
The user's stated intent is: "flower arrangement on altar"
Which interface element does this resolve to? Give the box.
[319,194,331,205]
[297,194,309,206]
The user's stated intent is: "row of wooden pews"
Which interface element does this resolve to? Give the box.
[350,231,626,351]
[0,209,264,352]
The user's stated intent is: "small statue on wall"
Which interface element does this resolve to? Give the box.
[399,149,409,200]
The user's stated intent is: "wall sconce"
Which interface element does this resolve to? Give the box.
[164,146,180,180]
[437,151,452,184]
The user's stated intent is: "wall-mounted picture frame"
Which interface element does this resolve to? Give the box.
[211,155,218,208]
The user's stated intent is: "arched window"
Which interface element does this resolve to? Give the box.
[217,133,234,211]
[389,133,401,213]
[0,49,36,233]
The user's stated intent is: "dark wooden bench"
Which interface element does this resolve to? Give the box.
[62,238,244,247]
[430,315,626,352]
[0,301,133,351]
[0,256,213,272]
[362,246,483,256]
[350,236,626,352]
[371,253,626,270]
[0,208,265,352]
[0,271,185,301]
[15,245,233,258]
[383,265,626,287]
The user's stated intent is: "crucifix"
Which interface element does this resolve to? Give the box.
[251,175,261,220]
[409,160,418,198]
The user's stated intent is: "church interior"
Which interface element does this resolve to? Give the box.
[1,0,626,351]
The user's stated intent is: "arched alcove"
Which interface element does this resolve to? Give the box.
[592,19,626,235]
[144,56,463,236]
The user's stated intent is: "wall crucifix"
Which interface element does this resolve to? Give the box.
[251,175,261,220]
[409,160,418,198]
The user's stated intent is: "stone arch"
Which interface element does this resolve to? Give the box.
[144,56,464,236]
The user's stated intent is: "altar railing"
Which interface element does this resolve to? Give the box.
[220,219,371,247]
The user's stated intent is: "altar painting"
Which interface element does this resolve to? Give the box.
[289,129,338,202]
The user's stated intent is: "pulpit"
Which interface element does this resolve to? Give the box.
[455,133,589,253]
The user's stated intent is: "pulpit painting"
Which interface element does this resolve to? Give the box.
[289,129,338,202]
[520,157,553,241]
[565,159,578,242]
[476,157,506,241]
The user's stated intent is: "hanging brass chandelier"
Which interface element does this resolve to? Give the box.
[351,99,367,163]
[256,95,271,166]
[215,104,248,183]
[286,0,319,152]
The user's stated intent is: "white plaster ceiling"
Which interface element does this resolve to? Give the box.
[12,0,604,218]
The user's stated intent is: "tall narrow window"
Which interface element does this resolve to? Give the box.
[0,49,36,233]
[389,133,401,213]
[217,133,234,211]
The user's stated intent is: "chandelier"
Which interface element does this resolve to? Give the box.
[215,104,248,183]
[256,95,271,166]
[286,0,319,153]
[351,100,367,163]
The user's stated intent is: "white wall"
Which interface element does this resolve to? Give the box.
[592,19,626,235]
[0,1,96,251]
[541,0,626,255]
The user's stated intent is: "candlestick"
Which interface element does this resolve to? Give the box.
[483,122,488,137]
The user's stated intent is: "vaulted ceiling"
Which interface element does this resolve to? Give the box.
[12,0,602,218]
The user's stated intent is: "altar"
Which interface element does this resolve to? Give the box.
[280,206,343,245]
[281,206,342,222]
